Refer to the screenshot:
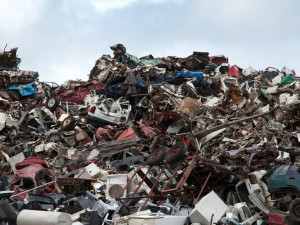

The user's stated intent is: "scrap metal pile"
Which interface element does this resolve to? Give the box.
[0,45,300,225]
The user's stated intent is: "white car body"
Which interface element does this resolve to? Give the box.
[87,95,131,125]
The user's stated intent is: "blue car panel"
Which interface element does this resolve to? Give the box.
[267,165,300,194]
[7,83,38,96]
[166,70,203,85]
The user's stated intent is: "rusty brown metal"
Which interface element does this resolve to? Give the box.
[118,165,150,199]
[161,156,197,194]
[194,171,212,205]
[125,167,152,207]
[142,163,167,206]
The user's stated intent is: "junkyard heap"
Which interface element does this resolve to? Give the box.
[0,44,300,225]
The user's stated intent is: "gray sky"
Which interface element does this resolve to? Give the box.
[0,0,299,84]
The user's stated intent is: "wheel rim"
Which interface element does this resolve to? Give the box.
[169,146,180,157]
[48,99,55,107]
[50,135,60,142]
[151,149,162,159]
[293,204,300,217]
[64,131,75,136]
[64,119,71,126]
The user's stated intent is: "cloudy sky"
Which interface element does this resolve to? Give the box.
[0,0,299,84]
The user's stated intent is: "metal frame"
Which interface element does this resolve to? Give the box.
[118,155,199,207]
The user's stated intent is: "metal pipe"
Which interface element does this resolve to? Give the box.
[17,210,72,225]
[194,171,212,205]
[10,181,55,199]
[126,166,152,207]
[143,163,167,205]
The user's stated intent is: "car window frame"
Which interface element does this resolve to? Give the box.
[287,165,299,175]
[278,166,290,176]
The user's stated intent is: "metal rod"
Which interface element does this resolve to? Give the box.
[161,161,182,192]
[10,181,55,198]
[126,166,152,207]
[143,163,167,206]
[118,165,149,198]
[194,171,212,205]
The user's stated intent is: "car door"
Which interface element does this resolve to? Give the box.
[285,165,300,193]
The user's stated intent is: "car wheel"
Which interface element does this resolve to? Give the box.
[7,90,20,101]
[47,97,60,110]
[61,116,76,131]
[63,130,76,136]
[165,142,187,164]
[48,133,61,143]
[147,146,168,166]
[289,198,300,221]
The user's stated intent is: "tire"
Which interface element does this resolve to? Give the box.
[289,198,300,221]
[7,90,20,101]
[61,116,76,131]
[48,133,61,143]
[63,130,76,136]
[147,146,168,166]
[90,89,96,95]
[47,97,59,110]
[165,142,187,163]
